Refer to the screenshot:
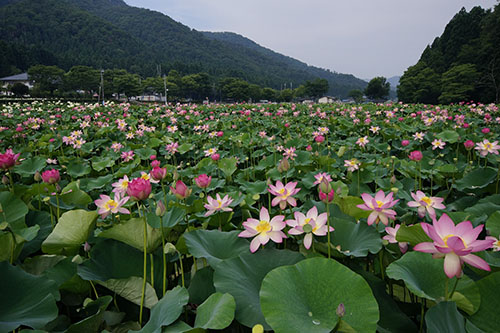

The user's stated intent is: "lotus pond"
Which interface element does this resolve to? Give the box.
[1,100,500,333]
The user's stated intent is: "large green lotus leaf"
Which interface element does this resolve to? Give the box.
[66,159,91,178]
[60,181,92,207]
[90,156,115,172]
[41,210,97,255]
[218,157,237,178]
[386,252,480,314]
[334,196,370,219]
[329,206,382,257]
[98,217,162,253]
[194,292,235,330]
[0,231,26,262]
[65,296,112,333]
[359,271,417,333]
[213,248,304,329]
[135,147,157,160]
[468,272,500,332]
[78,239,145,281]
[425,302,465,333]
[138,286,189,333]
[184,229,248,267]
[0,191,29,229]
[14,156,47,176]
[436,130,460,144]
[486,211,500,237]
[20,211,52,260]
[79,174,114,191]
[455,167,497,191]
[396,224,432,246]
[98,276,158,309]
[188,267,215,305]
[0,261,59,331]
[146,206,185,228]
[260,257,379,333]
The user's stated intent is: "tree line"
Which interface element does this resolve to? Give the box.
[5,65,330,102]
[398,5,500,104]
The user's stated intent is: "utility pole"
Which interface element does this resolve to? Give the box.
[163,75,168,106]
[100,69,105,106]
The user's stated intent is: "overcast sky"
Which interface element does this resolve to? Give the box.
[124,0,498,80]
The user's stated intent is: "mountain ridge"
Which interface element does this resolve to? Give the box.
[0,0,367,97]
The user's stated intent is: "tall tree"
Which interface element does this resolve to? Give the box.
[28,65,64,95]
[364,76,390,100]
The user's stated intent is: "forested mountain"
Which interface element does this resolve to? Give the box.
[0,0,366,97]
[398,5,500,104]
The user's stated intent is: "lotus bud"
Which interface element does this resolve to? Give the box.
[336,303,345,318]
[34,170,42,182]
[2,175,9,185]
[83,241,91,252]
[391,187,399,194]
[390,175,396,184]
[164,242,177,255]
[156,200,166,217]
[319,178,332,194]
[277,158,290,173]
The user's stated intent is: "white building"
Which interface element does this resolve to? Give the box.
[0,73,34,89]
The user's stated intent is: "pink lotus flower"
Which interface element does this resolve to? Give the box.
[238,207,287,253]
[431,139,445,150]
[287,206,334,249]
[356,136,369,147]
[407,191,446,219]
[195,174,212,189]
[313,172,332,186]
[170,180,192,199]
[414,214,494,278]
[112,175,129,195]
[464,140,475,150]
[151,160,161,168]
[319,188,335,203]
[0,149,20,170]
[409,150,423,161]
[211,153,220,161]
[94,192,130,218]
[121,150,134,162]
[383,224,408,253]
[126,178,152,201]
[268,180,301,210]
[41,169,60,184]
[475,139,500,156]
[204,193,233,216]
[356,190,399,226]
[165,142,179,154]
[314,135,325,143]
[151,166,167,181]
[401,140,410,147]
[344,158,360,172]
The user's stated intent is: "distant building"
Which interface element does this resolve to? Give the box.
[0,73,34,89]
[318,96,337,104]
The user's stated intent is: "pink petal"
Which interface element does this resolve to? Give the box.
[469,239,495,252]
[239,230,256,238]
[249,237,261,252]
[443,253,462,278]
[269,231,285,243]
[288,227,304,235]
[374,190,386,202]
[367,211,378,225]
[260,207,270,222]
[271,197,281,207]
[461,254,491,272]
[361,193,374,205]
[303,233,313,249]
[414,242,438,253]
[434,214,456,239]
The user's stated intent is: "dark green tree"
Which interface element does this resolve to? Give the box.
[398,62,441,104]
[279,89,294,102]
[64,66,99,93]
[348,89,364,102]
[28,65,64,95]
[10,82,29,96]
[114,72,141,99]
[364,77,390,100]
[438,64,479,104]
[304,79,329,98]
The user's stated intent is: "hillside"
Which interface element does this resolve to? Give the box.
[397,5,500,104]
[0,0,366,97]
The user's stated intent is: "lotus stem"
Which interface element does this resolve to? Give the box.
[327,202,331,259]
[448,277,459,300]
[444,278,449,301]
[139,204,147,325]
[379,250,385,280]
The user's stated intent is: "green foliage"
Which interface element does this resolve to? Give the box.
[10,82,29,96]
[365,76,390,100]
[348,89,364,102]
[399,5,500,103]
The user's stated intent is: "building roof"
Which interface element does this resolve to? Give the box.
[0,73,29,81]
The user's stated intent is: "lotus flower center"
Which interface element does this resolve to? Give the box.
[141,174,150,180]
[121,180,129,188]
[376,200,384,208]
[486,143,492,149]
[104,199,117,210]
[278,188,286,194]
[217,200,222,208]
[443,234,467,248]
[421,196,432,205]
[256,220,272,233]
[304,218,312,224]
